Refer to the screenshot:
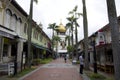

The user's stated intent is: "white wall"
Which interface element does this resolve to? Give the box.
[0,1,3,25]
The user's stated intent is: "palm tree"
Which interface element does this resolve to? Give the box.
[82,0,89,70]
[69,6,82,59]
[66,16,74,59]
[48,23,56,39]
[106,0,120,79]
[48,23,57,58]
[74,20,80,60]
[48,23,57,48]
[52,36,61,57]
[67,6,82,59]
[65,35,70,47]
[66,16,74,46]
[27,0,38,68]
[66,23,72,46]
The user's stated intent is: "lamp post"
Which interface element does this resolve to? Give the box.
[92,34,97,73]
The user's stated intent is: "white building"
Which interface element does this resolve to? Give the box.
[54,22,68,56]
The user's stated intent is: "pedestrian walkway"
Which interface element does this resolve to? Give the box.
[19,58,83,80]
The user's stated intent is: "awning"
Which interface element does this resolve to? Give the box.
[32,43,52,53]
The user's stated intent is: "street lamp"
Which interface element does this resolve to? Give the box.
[91,34,97,73]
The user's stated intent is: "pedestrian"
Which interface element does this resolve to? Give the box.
[64,55,67,63]
[79,55,84,74]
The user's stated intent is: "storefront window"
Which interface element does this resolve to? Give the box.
[3,44,8,57]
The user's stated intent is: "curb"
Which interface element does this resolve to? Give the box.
[18,66,42,80]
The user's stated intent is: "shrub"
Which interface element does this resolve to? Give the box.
[76,61,80,64]
[88,73,106,80]
[32,59,41,65]
[40,58,52,64]
[32,58,53,65]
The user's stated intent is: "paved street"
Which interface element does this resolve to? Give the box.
[19,58,83,80]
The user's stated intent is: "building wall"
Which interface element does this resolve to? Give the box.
[0,0,51,73]
[0,1,2,25]
[105,30,111,43]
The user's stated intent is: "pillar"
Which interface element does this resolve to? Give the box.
[0,36,3,62]
[16,39,23,72]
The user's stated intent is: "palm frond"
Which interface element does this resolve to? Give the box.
[53,36,61,42]
[75,22,80,27]
[66,23,72,29]
[73,5,78,12]
[69,11,73,14]
[78,13,83,16]
[34,0,38,3]
[65,35,70,41]
[48,23,56,29]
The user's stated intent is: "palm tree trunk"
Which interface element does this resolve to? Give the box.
[75,24,78,60]
[56,41,58,57]
[27,0,33,68]
[82,0,89,70]
[69,28,71,46]
[71,22,74,59]
[106,0,120,79]
[52,29,54,58]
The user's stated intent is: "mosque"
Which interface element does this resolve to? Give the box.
[54,22,68,57]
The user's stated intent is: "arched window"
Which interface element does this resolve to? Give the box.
[17,18,22,35]
[36,31,39,40]
[11,14,17,31]
[24,23,27,34]
[34,30,38,39]
[4,9,12,28]
[39,34,43,42]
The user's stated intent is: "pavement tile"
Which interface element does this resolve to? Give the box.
[20,58,83,80]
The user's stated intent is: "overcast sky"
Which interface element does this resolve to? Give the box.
[16,0,120,41]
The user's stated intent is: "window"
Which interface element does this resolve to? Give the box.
[3,44,8,57]
[4,9,12,28]
[33,30,36,39]
[24,23,27,34]
[36,31,38,40]
[17,18,22,35]
[39,34,43,42]
[11,14,17,31]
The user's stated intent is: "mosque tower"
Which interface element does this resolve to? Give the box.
[55,21,68,57]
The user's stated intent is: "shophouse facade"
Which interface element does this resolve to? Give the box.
[0,0,52,74]
[78,16,120,73]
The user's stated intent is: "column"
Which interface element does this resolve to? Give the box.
[8,44,11,57]
[0,36,3,62]
[17,39,23,72]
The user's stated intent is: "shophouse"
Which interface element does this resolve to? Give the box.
[78,16,120,73]
[0,0,52,74]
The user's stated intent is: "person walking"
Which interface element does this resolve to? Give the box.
[79,55,84,74]
[64,55,67,63]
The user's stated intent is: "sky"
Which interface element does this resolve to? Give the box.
[16,0,120,41]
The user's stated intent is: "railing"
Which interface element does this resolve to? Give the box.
[0,63,15,75]
[0,63,8,73]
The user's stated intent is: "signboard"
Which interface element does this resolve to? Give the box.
[98,30,105,45]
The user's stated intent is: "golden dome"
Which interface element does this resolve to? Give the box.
[58,23,66,32]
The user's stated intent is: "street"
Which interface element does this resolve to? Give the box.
[19,58,83,80]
